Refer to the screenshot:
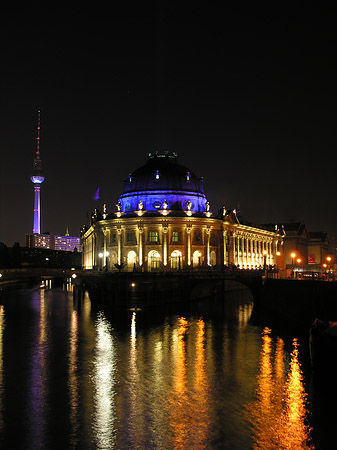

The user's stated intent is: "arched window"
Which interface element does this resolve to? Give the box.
[210,250,216,266]
[193,251,202,267]
[148,250,160,271]
[127,251,137,271]
[170,250,182,270]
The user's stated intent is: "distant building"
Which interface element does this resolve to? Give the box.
[26,232,81,252]
[281,222,331,273]
[81,152,283,271]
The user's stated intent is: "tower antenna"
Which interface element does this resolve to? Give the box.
[36,109,41,157]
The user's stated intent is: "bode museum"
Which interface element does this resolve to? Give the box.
[81,152,283,272]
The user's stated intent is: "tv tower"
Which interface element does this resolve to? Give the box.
[31,110,44,234]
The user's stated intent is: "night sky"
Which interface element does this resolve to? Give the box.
[1,4,337,247]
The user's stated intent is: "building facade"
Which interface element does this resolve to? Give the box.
[26,232,81,252]
[81,152,283,271]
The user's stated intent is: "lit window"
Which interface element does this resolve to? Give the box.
[172,231,181,243]
[149,231,159,243]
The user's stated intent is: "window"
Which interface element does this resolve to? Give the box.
[210,235,218,246]
[152,201,161,209]
[126,232,136,243]
[149,231,159,243]
[172,231,181,243]
[110,233,117,244]
[193,232,202,243]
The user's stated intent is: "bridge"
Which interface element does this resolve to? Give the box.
[77,269,267,308]
[3,268,337,328]
[0,267,80,289]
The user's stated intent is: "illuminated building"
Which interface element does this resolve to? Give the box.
[81,152,283,271]
[280,223,330,273]
[26,232,81,252]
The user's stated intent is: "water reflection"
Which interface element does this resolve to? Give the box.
[27,289,47,448]
[0,287,326,449]
[246,328,314,449]
[166,317,211,449]
[68,304,79,447]
[93,312,116,449]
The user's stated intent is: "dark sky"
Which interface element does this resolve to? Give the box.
[1,4,337,246]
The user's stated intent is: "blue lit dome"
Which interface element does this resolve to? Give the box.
[118,152,208,213]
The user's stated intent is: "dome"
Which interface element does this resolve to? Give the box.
[118,152,208,213]
[122,152,204,194]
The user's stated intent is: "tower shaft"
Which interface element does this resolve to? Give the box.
[32,184,42,234]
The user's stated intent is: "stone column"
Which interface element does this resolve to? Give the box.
[232,233,236,266]
[205,228,210,266]
[138,225,144,266]
[246,237,251,268]
[258,240,261,266]
[186,226,192,265]
[117,227,122,265]
[223,230,227,266]
[162,224,168,267]
[103,229,108,268]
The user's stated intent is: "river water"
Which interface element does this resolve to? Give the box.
[0,284,335,449]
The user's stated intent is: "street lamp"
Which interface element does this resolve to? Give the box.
[291,252,296,266]
[98,251,109,271]
[327,256,332,280]
[296,258,301,278]
[290,252,296,277]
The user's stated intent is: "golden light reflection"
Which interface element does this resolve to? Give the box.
[191,319,209,447]
[278,339,314,449]
[68,307,79,445]
[93,312,116,449]
[237,302,254,328]
[167,317,211,449]
[246,329,314,449]
[169,317,189,449]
